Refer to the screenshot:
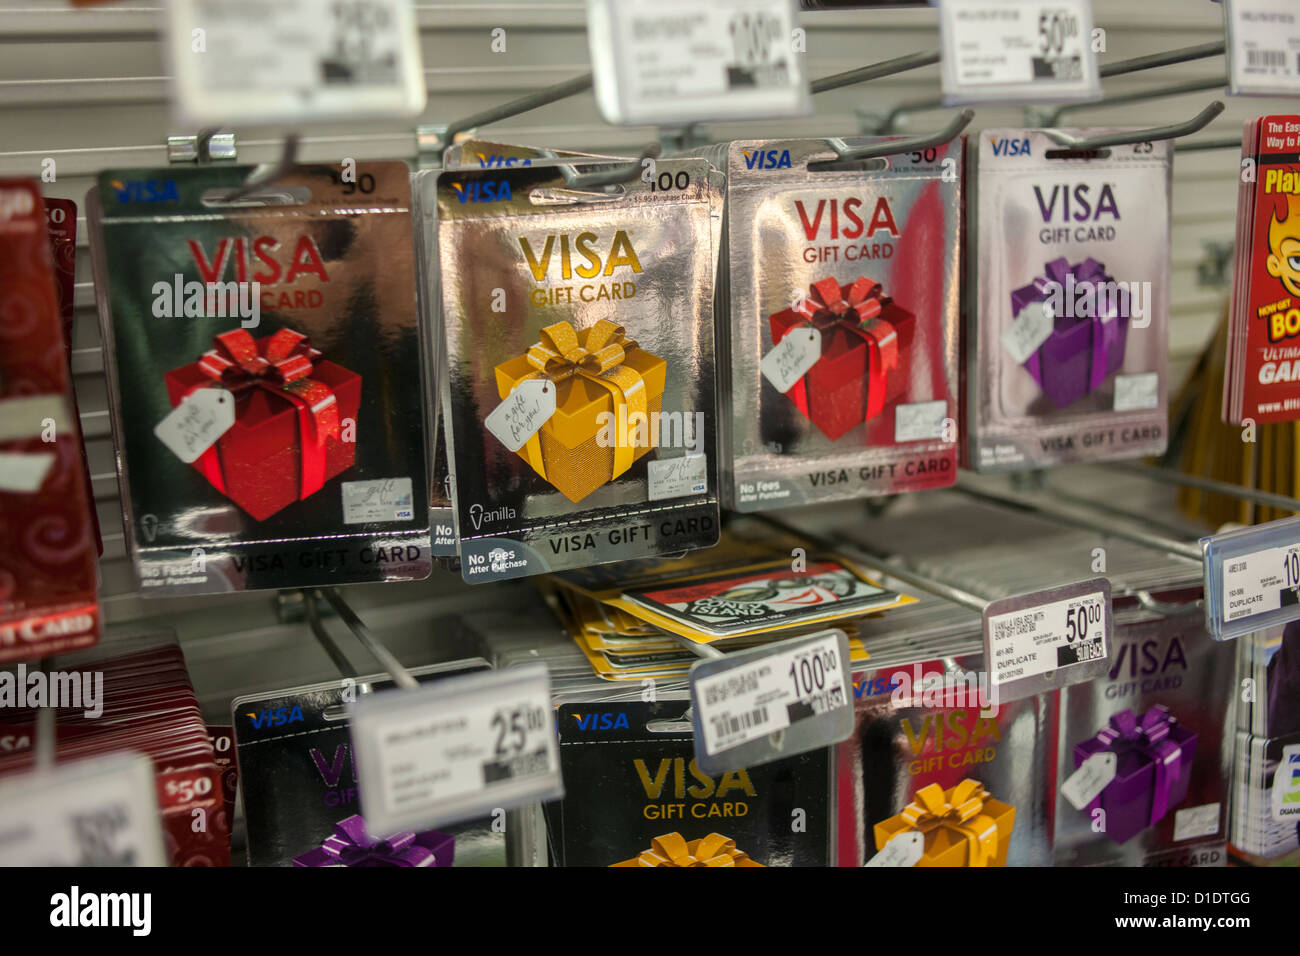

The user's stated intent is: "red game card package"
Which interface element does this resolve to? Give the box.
[0,180,101,663]
[1225,116,1300,424]
[0,634,229,866]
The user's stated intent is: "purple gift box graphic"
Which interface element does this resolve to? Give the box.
[1072,704,1197,846]
[292,815,455,867]
[1012,257,1130,408]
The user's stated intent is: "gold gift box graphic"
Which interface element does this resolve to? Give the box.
[873,779,1016,867]
[494,319,666,503]
[610,832,764,867]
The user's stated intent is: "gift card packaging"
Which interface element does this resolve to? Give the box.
[438,159,720,582]
[837,655,1057,866]
[0,179,101,663]
[1054,609,1233,866]
[545,700,832,866]
[968,130,1171,471]
[715,138,962,510]
[233,661,507,867]
[1230,623,1300,861]
[1224,116,1300,425]
[88,163,431,594]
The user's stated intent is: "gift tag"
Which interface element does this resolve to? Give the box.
[0,753,167,866]
[350,663,564,834]
[166,0,426,125]
[0,452,56,494]
[586,0,810,125]
[1060,750,1117,810]
[689,628,852,774]
[1203,515,1300,640]
[485,380,557,453]
[1001,301,1055,365]
[1225,0,1300,96]
[1271,744,1300,820]
[1113,372,1159,412]
[153,388,236,464]
[938,0,1100,105]
[761,327,821,394]
[865,831,924,868]
[982,578,1111,704]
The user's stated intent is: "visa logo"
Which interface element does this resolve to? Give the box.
[571,712,629,731]
[476,153,533,168]
[742,149,792,170]
[110,178,180,203]
[990,137,1031,158]
[245,705,304,729]
[450,180,512,203]
[852,675,902,699]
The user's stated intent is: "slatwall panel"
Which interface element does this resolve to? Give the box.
[0,0,1253,636]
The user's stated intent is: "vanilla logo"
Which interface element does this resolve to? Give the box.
[469,502,516,531]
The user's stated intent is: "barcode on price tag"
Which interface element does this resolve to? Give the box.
[586,0,810,125]
[0,753,166,866]
[983,578,1111,704]
[938,0,1100,104]
[349,663,563,834]
[166,0,427,125]
[1226,0,1300,96]
[689,629,852,774]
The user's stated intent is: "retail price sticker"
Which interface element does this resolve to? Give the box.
[938,0,1101,105]
[349,663,564,834]
[0,753,167,866]
[689,628,852,775]
[1225,0,1300,96]
[1202,515,1300,640]
[165,0,426,125]
[585,0,810,125]
[982,577,1112,704]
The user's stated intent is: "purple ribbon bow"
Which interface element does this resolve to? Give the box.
[1014,256,1130,395]
[1090,704,1183,825]
[292,815,454,868]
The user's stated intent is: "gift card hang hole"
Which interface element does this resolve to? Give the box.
[484,379,558,453]
[154,388,237,464]
[760,327,821,395]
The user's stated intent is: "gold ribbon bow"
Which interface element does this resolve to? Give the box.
[898,779,1000,867]
[518,319,648,482]
[614,832,763,867]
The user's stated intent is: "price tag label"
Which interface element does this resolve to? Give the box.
[0,753,167,866]
[167,0,427,125]
[982,578,1111,704]
[865,831,924,868]
[1225,0,1300,96]
[761,327,821,394]
[1203,516,1300,640]
[1060,751,1117,810]
[689,629,852,775]
[350,663,563,834]
[938,0,1100,104]
[586,0,810,125]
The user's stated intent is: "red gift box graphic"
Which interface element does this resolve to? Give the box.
[768,276,915,441]
[162,328,360,522]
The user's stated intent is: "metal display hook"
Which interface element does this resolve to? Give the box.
[299,587,418,690]
[558,142,662,190]
[810,49,941,95]
[1040,76,1225,128]
[825,108,973,163]
[1042,100,1225,151]
[217,132,302,203]
[424,71,594,157]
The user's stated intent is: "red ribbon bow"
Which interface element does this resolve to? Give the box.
[186,328,341,501]
[791,276,901,421]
